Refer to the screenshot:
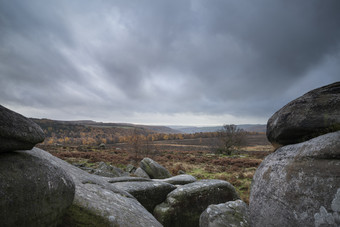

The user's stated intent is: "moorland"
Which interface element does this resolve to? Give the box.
[33,119,273,203]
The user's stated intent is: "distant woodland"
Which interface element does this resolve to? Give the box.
[32,119,263,147]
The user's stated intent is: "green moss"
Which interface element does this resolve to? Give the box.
[59,204,111,227]
[187,167,253,204]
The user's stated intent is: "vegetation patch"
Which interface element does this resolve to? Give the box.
[38,132,273,204]
[60,204,111,227]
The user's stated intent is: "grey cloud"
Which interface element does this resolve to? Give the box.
[0,0,339,124]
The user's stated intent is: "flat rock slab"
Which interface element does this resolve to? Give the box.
[140,157,172,179]
[200,200,250,227]
[113,181,176,212]
[26,148,162,227]
[107,176,151,183]
[267,82,340,147]
[153,174,197,185]
[154,179,240,227]
[250,131,340,227]
[0,105,45,152]
[0,150,75,227]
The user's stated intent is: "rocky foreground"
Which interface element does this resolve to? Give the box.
[0,81,339,226]
[251,82,340,227]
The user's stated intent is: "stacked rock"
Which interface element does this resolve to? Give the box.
[250,82,340,227]
[0,105,75,227]
[0,105,45,152]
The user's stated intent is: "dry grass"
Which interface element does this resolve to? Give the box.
[38,134,273,204]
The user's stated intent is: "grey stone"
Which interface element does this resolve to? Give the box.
[25,148,162,227]
[250,131,340,227]
[153,174,197,185]
[134,167,151,179]
[199,200,250,227]
[154,179,240,227]
[0,150,75,227]
[178,170,186,174]
[267,82,340,148]
[140,157,172,179]
[0,105,45,152]
[92,161,128,177]
[113,181,176,212]
[314,206,339,227]
[126,164,136,173]
[107,176,151,183]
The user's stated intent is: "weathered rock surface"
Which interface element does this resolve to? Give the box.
[0,150,75,227]
[154,174,197,185]
[250,131,340,227]
[125,164,136,173]
[25,148,162,227]
[199,200,250,227]
[107,176,151,183]
[154,179,240,227]
[0,104,45,152]
[134,167,151,179]
[113,181,176,212]
[267,82,340,147]
[140,157,172,179]
[92,161,128,177]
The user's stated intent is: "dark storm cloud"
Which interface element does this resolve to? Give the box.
[0,0,339,124]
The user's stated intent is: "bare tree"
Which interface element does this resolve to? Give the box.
[127,128,144,161]
[127,128,155,161]
[215,124,246,155]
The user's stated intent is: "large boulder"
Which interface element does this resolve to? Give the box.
[0,150,75,226]
[267,82,340,148]
[0,105,45,152]
[113,181,176,212]
[154,179,240,227]
[154,174,197,185]
[140,157,172,179]
[249,131,340,227]
[199,200,250,227]
[26,148,162,227]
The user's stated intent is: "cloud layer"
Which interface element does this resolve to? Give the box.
[1,0,339,125]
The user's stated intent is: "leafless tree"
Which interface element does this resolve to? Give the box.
[215,124,246,155]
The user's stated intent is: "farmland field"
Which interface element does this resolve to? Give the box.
[38,133,273,203]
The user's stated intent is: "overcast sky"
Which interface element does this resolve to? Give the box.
[1,0,339,126]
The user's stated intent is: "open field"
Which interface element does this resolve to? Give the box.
[38,133,273,203]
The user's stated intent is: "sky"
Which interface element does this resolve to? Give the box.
[1,0,339,126]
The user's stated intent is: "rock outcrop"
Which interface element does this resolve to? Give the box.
[250,131,340,227]
[154,179,239,227]
[125,164,136,173]
[27,148,162,227]
[251,83,340,227]
[0,104,45,152]
[0,150,75,227]
[107,176,151,183]
[113,181,176,212]
[92,161,128,178]
[134,167,151,179]
[199,200,250,227]
[140,157,172,179]
[267,82,340,148]
[154,174,197,185]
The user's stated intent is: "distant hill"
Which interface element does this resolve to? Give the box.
[31,118,180,134]
[237,124,267,133]
[170,124,266,133]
